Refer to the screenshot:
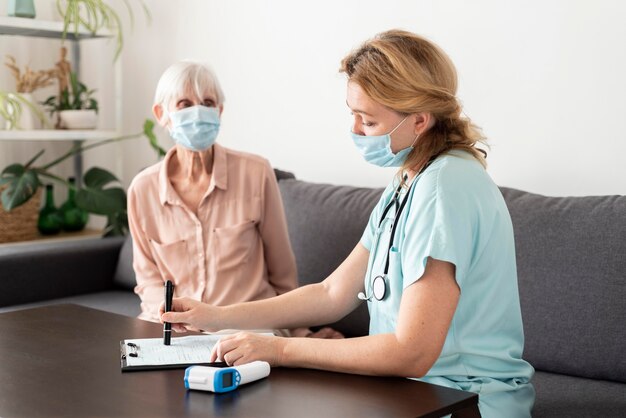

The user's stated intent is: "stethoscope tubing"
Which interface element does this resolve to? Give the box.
[365,156,438,301]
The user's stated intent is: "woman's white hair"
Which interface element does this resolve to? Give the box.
[153,61,225,121]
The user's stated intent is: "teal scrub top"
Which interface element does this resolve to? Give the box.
[361,150,535,418]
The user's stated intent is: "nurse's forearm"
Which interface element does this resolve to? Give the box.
[217,244,369,331]
[219,282,351,331]
[279,333,430,378]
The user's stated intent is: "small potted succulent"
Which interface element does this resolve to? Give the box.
[42,71,98,129]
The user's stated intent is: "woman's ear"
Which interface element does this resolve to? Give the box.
[413,112,436,136]
[153,104,166,126]
[218,104,224,117]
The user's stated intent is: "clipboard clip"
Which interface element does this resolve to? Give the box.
[122,342,139,359]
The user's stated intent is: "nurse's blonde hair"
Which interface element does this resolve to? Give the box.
[340,29,488,175]
[153,61,225,123]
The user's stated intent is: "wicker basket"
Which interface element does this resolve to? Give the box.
[0,186,42,243]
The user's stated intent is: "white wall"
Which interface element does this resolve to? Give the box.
[4,0,626,198]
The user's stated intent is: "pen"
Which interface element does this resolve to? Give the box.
[164,280,174,345]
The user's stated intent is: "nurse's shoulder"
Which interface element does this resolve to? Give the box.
[417,149,493,199]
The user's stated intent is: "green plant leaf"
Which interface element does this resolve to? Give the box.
[0,166,40,211]
[83,166,119,189]
[76,186,126,216]
[104,211,129,237]
[144,119,166,157]
[0,92,23,129]
[2,163,25,177]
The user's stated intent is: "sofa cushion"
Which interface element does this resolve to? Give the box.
[278,179,384,337]
[113,236,136,290]
[500,188,626,383]
[532,371,626,417]
[0,237,124,307]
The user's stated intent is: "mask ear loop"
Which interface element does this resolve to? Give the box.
[390,115,421,148]
[388,115,410,135]
[409,133,420,147]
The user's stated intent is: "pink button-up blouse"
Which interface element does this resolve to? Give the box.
[127,144,297,322]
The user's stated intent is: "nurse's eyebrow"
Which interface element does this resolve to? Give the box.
[346,100,372,116]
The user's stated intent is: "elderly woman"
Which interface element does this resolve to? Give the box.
[128,61,341,339]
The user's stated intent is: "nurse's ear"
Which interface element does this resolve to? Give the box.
[412,112,436,136]
[218,104,224,117]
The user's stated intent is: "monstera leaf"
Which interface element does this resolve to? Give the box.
[0,164,40,211]
[74,167,128,236]
[104,211,129,237]
[75,167,127,215]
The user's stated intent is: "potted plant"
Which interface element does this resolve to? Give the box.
[42,71,98,129]
[0,119,166,237]
[56,0,151,61]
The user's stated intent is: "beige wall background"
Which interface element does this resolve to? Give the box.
[2,0,625,204]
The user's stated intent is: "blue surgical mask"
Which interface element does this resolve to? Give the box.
[350,116,418,167]
[169,105,220,151]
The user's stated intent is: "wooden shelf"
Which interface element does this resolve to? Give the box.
[0,228,103,249]
[0,16,112,40]
[0,130,119,141]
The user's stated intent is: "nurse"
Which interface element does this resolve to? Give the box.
[161,30,535,417]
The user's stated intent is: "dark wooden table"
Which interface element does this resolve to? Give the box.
[0,304,480,417]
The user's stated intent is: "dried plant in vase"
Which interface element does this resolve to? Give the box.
[3,56,54,129]
[5,55,57,94]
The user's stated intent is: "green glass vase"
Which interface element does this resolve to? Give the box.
[37,184,63,235]
[8,0,36,18]
[59,177,89,232]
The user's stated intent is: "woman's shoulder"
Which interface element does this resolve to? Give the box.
[219,145,273,173]
[128,160,163,194]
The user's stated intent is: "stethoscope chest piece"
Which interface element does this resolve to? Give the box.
[372,275,387,301]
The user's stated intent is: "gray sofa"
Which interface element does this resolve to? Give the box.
[1,171,625,417]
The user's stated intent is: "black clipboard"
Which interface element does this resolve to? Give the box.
[119,339,227,372]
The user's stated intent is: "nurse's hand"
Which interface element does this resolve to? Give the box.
[159,297,217,333]
[210,332,285,367]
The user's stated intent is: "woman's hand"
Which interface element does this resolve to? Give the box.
[308,327,344,339]
[159,297,216,333]
[210,332,286,367]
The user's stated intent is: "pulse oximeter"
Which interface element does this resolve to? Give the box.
[184,361,270,393]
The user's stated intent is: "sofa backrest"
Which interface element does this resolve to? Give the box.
[500,187,626,383]
[278,179,383,337]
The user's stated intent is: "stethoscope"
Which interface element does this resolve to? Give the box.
[358,157,437,302]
